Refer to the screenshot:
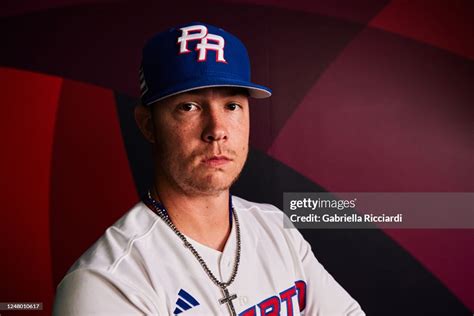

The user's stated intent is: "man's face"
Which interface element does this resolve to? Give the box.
[150,87,250,196]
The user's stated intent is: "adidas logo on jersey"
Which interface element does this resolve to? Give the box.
[173,289,200,314]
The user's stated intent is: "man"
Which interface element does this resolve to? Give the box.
[53,22,364,315]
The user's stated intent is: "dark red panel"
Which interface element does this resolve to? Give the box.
[268,27,474,311]
[249,10,368,151]
[0,67,62,314]
[383,229,474,311]
[1,0,387,23]
[0,0,119,18]
[269,27,473,192]
[370,0,474,60]
[221,0,389,23]
[49,79,138,288]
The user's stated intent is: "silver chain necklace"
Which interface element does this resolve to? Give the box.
[145,190,241,316]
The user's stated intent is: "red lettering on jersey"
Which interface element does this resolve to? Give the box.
[238,280,307,316]
[258,295,280,316]
[239,306,256,316]
[279,286,297,316]
[295,280,307,311]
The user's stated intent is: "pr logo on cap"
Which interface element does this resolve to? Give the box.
[140,22,271,105]
[177,25,227,63]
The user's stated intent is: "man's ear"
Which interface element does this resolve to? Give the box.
[134,104,156,143]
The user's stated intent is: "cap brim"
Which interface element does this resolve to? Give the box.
[144,78,272,105]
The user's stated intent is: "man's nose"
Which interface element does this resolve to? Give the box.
[201,108,228,142]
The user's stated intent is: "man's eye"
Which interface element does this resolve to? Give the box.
[227,103,241,111]
[179,103,199,112]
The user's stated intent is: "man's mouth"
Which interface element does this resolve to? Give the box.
[202,155,232,167]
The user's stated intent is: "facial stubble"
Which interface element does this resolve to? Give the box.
[154,140,249,197]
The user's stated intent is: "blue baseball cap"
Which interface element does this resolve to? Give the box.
[139,22,272,106]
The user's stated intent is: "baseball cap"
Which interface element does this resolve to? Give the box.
[139,22,272,106]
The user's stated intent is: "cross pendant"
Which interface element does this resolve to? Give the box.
[219,287,238,316]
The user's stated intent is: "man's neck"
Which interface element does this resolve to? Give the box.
[151,183,232,252]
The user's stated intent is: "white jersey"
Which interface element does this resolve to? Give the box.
[53,196,364,316]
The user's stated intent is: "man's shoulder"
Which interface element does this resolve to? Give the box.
[232,195,281,212]
[67,201,159,274]
[231,195,288,228]
[232,195,307,246]
[232,195,282,214]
